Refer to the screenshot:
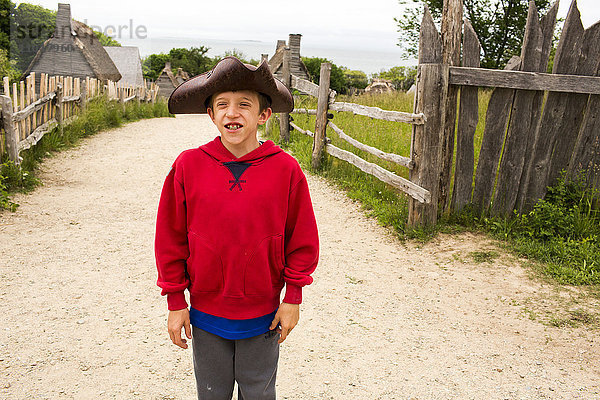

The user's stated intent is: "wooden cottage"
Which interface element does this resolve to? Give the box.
[103,46,144,87]
[268,34,310,81]
[156,62,190,98]
[22,3,121,91]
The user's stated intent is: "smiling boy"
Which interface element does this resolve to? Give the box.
[155,57,319,400]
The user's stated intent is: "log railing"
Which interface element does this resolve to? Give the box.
[276,48,430,205]
[1,72,159,164]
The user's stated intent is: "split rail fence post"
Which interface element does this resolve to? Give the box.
[56,83,64,136]
[80,80,87,112]
[311,62,331,170]
[1,95,20,165]
[279,47,291,143]
[408,6,446,227]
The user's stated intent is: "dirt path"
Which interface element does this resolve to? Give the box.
[0,114,598,400]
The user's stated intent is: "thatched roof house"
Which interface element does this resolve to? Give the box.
[268,34,309,81]
[22,3,121,91]
[156,62,190,98]
[103,46,144,87]
[365,78,395,94]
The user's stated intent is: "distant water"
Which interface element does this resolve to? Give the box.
[122,36,417,75]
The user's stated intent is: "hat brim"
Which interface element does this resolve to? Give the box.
[167,57,294,114]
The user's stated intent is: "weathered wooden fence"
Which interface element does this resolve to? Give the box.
[0,73,159,164]
[411,0,600,225]
[272,47,431,206]
[274,0,600,227]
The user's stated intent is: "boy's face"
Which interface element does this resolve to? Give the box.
[207,90,272,153]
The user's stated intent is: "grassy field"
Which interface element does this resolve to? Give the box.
[264,89,600,289]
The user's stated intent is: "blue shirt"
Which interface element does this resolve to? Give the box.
[190,307,277,340]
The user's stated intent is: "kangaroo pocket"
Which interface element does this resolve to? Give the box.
[244,234,285,296]
[187,231,224,293]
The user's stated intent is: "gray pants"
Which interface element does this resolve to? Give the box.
[192,326,280,400]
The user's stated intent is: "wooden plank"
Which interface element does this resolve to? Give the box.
[521,2,592,209]
[0,95,20,164]
[449,66,600,94]
[56,83,63,136]
[438,0,463,212]
[451,19,480,212]
[472,57,520,211]
[326,143,431,204]
[123,95,136,103]
[12,92,56,122]
[492,1,544,216]
[568,93,600,189]
[419,5,442,64]
[408,64,448,225]
[516,0,560,211]
[408,6,444,226]
[546,18,600,189]
[280,47,291,143]
[327,121,413,168]
[18,118,57,151]
[291,75,319,97]
[328,102,425,124]
[312,62,331,170]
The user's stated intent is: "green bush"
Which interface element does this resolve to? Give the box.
[484,175,600,285]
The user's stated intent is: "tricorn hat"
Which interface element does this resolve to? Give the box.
[168,56,294,114]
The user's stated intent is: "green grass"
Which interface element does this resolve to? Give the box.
[266,90,600,289]
[1,95,171,205]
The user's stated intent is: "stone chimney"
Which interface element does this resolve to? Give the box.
[288,34,302,61]
[55,3,73,40]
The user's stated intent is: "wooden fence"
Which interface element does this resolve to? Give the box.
[275,0,600,227]
[0,73,159,164]
[272,47,431,206]
[410,0,600,225]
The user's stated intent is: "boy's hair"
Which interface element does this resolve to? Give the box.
[205,91,272,113]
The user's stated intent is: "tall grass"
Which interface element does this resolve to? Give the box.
[0,95,171,207]
[266,89,599,287]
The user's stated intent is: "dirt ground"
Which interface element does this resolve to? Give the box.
[0,114,599,400]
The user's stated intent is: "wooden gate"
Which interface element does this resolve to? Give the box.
[410,0,600,226]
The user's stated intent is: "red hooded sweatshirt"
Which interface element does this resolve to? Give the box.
[155,137,319,319]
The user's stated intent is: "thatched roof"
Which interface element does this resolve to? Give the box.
[104,46,144,87]
[22,3,121,82]
[157,62,180,88]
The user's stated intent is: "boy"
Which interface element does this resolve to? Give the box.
[155,56,319,400]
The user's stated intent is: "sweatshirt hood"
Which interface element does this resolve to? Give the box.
[200,136,283,163]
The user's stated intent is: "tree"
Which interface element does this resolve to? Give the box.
[343,69,368,90]
[396,0,552,69]
[12,3,55,72]
[94,30,121,47]
[302,56,348,94]
[142,47,212,81]
[0,0,16,55]
[372,66,417,90]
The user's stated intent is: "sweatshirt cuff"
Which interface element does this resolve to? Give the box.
[282,284,303,304]
[167,291,188,311]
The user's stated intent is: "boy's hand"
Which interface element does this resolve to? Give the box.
[269,302,300,344]
[167,308,192,349]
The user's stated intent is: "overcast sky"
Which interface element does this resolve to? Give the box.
[19,0,600,53]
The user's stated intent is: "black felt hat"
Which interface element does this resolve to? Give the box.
[168,56,293,114]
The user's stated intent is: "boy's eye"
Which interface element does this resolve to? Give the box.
[240,102,251,107]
